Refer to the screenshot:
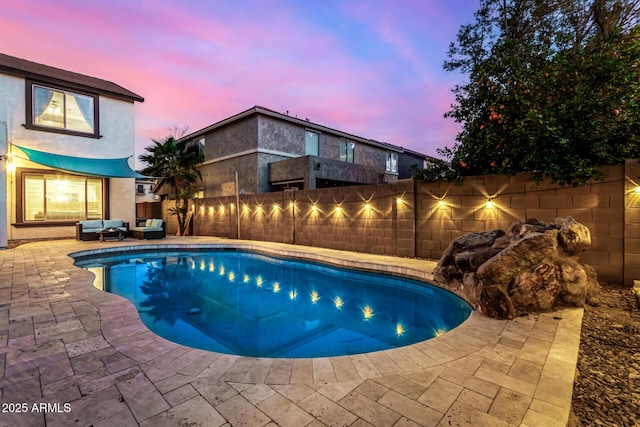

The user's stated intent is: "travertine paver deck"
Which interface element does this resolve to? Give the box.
[0,237,582,427]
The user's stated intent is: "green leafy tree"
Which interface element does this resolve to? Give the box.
[139,136,203,235]
[420,0,640,186]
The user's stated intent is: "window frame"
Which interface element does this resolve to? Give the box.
[24,79,101,138]
[14,168,108,227]
[304,130,319,156]
[340,140,355,163]
[385,152,398,173]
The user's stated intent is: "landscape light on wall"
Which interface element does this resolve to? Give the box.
[311,204,318,213]
[486,198,494,208]
[635,186,640,194]
[208,206,214,215]
[437,200,445,208]
[364,202,372,212]
[334,204,343,215]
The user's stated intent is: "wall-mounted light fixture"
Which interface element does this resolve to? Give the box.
[486,198,494,208]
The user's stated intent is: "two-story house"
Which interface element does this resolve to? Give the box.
[0,53,144,247]
[173,105,432,198]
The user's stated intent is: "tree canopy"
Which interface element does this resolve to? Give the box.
[139,136,203,235]
[416,0,640,186]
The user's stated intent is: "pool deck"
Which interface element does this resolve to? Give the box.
[0,237,581,427]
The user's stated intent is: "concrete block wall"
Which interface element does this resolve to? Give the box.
[175,160,640,286]
[414,164,627,285]
[624,159,640,285]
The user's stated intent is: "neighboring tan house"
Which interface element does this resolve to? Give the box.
[174,105,433,198]
[0,53,144,247]
[135,177,158,203]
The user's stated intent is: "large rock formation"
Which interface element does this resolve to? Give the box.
[434,217,601,320]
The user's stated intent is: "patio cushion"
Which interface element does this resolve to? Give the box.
[151,219,163,228]
[81,220,104,229]
[145,219,153,226]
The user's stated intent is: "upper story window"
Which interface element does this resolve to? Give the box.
[26,81,99,137]
[386,152,398,173]
[340,141,355,163]
[305,131,319,156]
[196,137,205,159]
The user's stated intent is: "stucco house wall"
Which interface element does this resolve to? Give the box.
[185,106,419,197]
[0,54,142,243]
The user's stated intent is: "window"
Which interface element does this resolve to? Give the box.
[386,152,398,173]
[196,137,205,158]
[22,172,104,221]
[305,131,319,156]
[27,81,98,136]
[340,141,355,163]
[136,184,145,194]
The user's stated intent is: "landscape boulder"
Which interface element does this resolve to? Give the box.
[433,217,601,320]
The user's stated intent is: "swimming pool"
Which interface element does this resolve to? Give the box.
[74,249,472,358]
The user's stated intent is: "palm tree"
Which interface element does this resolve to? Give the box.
[139,136,203,236]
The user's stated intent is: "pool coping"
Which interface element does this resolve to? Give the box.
[0,236,582,426]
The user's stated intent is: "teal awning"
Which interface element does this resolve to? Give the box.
[14,145,147,178]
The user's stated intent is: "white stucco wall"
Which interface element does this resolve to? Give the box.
[1,72,138,240]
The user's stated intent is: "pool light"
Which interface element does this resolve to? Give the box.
[396,324,405,337]
[362,305,374,320]
[256,276,263,287]
[434,328,447,337]
[311,290,320,304]
[243,274,250,283]
[289,290,297,300]
[333,296,344,309]
[273,282,281,293]
[228,271,235,282]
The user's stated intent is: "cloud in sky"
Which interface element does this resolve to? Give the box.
[2,0,478,166]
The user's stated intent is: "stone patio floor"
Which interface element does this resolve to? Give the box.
[0,237,582,427]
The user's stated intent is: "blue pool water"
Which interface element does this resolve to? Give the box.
[74,250,472,358]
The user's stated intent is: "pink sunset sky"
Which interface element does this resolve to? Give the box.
[3,0,479,167]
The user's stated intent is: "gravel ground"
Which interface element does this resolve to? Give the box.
[569,285,640,427]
